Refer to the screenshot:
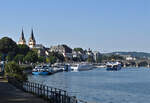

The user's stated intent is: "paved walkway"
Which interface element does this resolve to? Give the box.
[0,77,46,103]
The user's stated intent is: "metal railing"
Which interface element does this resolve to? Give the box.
[8,77,87,103]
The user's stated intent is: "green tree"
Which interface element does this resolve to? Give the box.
[87,55,94,63]
[49,52,64,62]
[0,37,18,55]
[74,48,84,53]
[48,56,57,64]
[14,54,24,64]
[6,52,16,61]
[0,53,2,61]
[0,37,18,61]
[38,56,46,63]
[101,55,109,61]
[24,51,38,63]
[108,55,124,60]
[18,44,30,56]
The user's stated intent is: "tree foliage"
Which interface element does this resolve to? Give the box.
[108,55,124,60]
[101,54,124,61]
[47,56,57,64]
[24,51,38,63]
[0,37,18,54]
[6,52,16,61]
[87,55,94,63]
[49,52,64,62]
[38,56,46,63]
[74,48,84,53]
[5,61,27,81]
[18,44,30,55]
[14,54,24,64]
[0,53,2,61]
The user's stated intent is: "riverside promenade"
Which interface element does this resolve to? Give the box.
[0,76,45,103]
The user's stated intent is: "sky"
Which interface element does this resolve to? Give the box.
[0,0,149,53]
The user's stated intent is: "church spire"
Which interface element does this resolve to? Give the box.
[31,28,35,42]
[21,28,25,40]
[28,28,36,48]
[18,28,26,45]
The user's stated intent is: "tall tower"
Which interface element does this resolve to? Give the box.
[28,29,36,48]
[18,28,26,45]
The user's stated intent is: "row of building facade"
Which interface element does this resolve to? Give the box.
[18,29,101,62]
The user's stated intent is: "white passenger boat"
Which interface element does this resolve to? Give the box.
[52,63,66,71]
[95,65,106,68]
[68,63,93,71]
[106,62,122,71]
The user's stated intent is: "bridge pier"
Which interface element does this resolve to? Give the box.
[123,63,126,68]
[136,63,139,68]
[147,64,150,68]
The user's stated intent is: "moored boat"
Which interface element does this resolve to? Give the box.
[32,65,52,75]
[67,63,94,71]
[106,62,122,71]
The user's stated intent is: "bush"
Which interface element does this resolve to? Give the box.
[5,61,27,81]
[24,51,38,63]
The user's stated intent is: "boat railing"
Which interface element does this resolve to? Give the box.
[7,76,88,103]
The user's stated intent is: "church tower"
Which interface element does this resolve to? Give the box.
[18,28,26,45]
[28,29,36,48]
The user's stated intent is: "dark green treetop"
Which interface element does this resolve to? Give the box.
[0,37,18,54]
[74,48,84,53]
[18,44,30,55]
[24,51,38,63]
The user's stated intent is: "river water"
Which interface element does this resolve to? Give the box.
[28,68,150,103]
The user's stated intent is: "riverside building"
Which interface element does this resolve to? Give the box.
[49,44,72,59]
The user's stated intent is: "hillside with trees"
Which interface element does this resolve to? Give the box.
[105,52,150,59]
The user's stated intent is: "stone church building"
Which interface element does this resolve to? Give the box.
[18,29,49,57]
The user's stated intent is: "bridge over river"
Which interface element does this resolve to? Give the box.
[95,59,150,68]
[120,60,150,68]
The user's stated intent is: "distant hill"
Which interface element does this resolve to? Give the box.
[104,52,150,58]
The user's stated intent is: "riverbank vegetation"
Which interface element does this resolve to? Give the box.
[5,61,27,81]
